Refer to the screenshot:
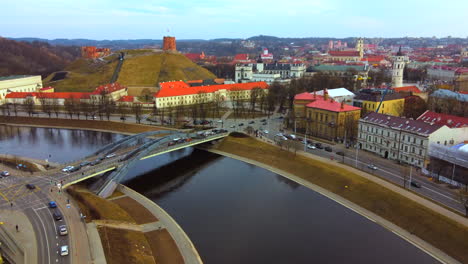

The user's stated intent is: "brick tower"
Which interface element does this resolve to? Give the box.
[163,36,176,52]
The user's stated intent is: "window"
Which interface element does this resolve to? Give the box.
[404,146,408,152]
[444,140,447,145]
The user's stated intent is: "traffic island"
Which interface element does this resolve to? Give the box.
[211,135,468,264]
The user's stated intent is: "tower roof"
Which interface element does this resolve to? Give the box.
[396,46,403,56]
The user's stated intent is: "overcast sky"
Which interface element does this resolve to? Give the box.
[1,0,466,40]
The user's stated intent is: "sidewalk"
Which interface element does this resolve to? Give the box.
[0,209,37,264]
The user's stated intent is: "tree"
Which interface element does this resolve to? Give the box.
[51,99,60,118]
[132,103,143,124]
[38,93,52,118]
[117,103,128,121]
[64,97,75,119]
[249,87,262,118]
[23,97,35,116]
[11,101,19,116]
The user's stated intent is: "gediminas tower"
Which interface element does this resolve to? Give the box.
[163,36,176,52]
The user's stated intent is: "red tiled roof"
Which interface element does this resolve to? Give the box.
[393,86,422,93]
[5,92,35,99]
[459,91,468,95]
[117,95,134,102]
[92,83,126,95]
[306,98,361,112]
[154,81,268,98]
[416,110,468,128]
[363,112,443,135]
[362,56,385,63]
[234,54,249,61]
[40,86,54,91]
[294,92,320,101]
[329,51,360,57]
[185,53,202,60]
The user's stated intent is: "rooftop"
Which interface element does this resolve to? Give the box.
[393,86,422,93]
[417,110,468,128]
[310,64,368,72]
[354,92,405,102]
[362,112,443,136]
[329,51,361,57]
[306,98,361,112]
[155,81,268,98]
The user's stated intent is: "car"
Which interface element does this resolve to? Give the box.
[168,141,176,146]
[59,225,68,236]
[367,164,378,170]
[105,153,116,159]
[230,125,235,128]
[68,166,80,172]
[1,171,10,177]
[263,130,269,134]
[248,121,255,124]
[61,166,73,172]
[90,159,101,166]
[25,184,36,190]
[238,123,244,126]
[53,211,63,221]
[281,136,288,141]
[60,245,69,256]
[91,116,97,120]
[276,133,284,137]
[315,143,323,149]
[410,181,422,188]
[79,161,91,167]
[262,122,267,125]
[289,134,296,140]
[217,120,223,123]
[336,151,345,156]
[296,137,303,142]
[307,144,316,149]
[325,146,333,152]
[278,116,284,119]
[261,119,267,122]
[48,201,57,208]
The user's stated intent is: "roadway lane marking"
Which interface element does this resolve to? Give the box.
[33,208,51,264]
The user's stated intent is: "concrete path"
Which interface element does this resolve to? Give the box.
[221,110,233,120]
[86,222,107,264]
[118,184,203,264]
[0,209,35,264]
[207,147,461,264]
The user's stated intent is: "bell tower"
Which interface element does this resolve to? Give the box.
[356,38,364,58]
[391,46,408,88]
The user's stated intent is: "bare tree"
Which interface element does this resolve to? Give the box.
[38,93,51,117]
[23,97,35,116]
[51,99,60,118]
[132,103,143,123]
[64,97,75,119]
[117,103,128,121]
[12,101,19,116]
[249,87,262,118]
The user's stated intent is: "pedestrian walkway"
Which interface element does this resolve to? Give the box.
[0,209,37,264]
[221,110,233,120]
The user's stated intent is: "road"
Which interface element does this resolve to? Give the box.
[207,113,466,214]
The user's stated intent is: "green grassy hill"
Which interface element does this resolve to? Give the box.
[44,51,216,92]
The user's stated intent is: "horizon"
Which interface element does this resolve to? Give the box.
[1,0,467,40]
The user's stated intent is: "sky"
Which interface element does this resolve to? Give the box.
[1,0,467,40]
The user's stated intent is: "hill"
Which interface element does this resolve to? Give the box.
[0,37,80,78]
[44,51,216,91]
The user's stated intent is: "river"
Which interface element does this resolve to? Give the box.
[0,125,439,264]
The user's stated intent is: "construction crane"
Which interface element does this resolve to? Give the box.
[375,86,391,113]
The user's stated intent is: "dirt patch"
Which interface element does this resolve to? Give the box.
[0,116,163,134]
[215,136,468,263]
[112,196,158,225]
[0,157,40,172]
[98,226,155,264]
[107,190,126,199]
[145,229,184,264]
[67,185,135,223]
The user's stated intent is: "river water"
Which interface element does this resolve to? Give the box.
[0,125,438,264]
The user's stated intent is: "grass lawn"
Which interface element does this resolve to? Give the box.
[112,196,158,225]
[67,186,136,223]
[98,226,156,264]
[0,116,163,134]
[215,136,468,263]
[145,229,184,264]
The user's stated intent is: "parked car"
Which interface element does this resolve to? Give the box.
[59,225,68,236]
[410,181,422,188]
[53,211,63,221]
[60,245,69,256]
[1,171,10,177]
[25,184,36,190]
[238,123,244,126]
[79,161,91,167]
[68,166,80,172]
[105,153,116,159]
[276,133,284,137]
[307,144,316,149]
[261,119,267,122]
[230,125,236,128]
[48,201,57,208]
[168,141,176,146]
[217,120,223,123]
[336,151,345,156]
[315,143,323,149]
[90,159,101,166]
[325,146,333,152]
[263,130,269,134]
[289,134,297,140]
[120,117,126,121]
[367,164,378,170]
[249,121,255,124]
[61,166,74,173]
[262,122,267,125]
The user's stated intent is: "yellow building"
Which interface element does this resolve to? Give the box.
[353,92,405,117]
[294,91,361,141]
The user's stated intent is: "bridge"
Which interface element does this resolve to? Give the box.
[62,129,229,197]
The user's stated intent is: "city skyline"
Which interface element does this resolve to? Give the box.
[1,0,467,40]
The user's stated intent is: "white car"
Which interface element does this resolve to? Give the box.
[290,134,296,140]
[60,245,69,256]
[367,164,378,170]
[263,130,269,134]
[276,133,284,137]
[105,153,116,159]
[217,120,223,123]
[307,144,316,149]
[61,166,73,173]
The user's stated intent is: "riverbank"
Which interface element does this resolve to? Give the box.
[209,135,468,264]
[66,184,202,264]
[0,116,169,135]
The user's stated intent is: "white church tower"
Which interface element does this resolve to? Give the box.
[356,38,364,58]
[391,46,408,88]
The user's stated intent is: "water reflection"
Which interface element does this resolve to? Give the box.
[0,125,126,163]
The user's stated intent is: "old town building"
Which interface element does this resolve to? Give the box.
[235,62,306,84]
[353,90,405,117]
[0,75,42,104]
[294,90,361,141]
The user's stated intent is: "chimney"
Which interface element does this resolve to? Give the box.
[341,100,344,109]
[313,91,316,99]
[324,88,329,101]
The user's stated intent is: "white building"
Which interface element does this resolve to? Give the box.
[0,75,42,104]
[315,88,355,104]
[235,63,306,83]
[358,112,457,168]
